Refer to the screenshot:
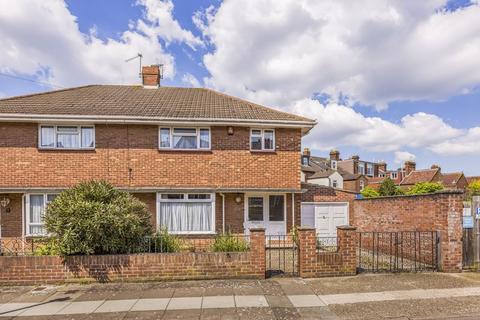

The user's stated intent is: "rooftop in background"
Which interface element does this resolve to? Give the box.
[0,85,315,128]
[400,168,439,185]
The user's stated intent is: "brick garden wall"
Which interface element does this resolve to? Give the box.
[298,226,357,277]
[0,229,266,285]
[353,191,465,272]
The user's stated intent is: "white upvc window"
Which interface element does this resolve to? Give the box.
[25,193,57,236]
[157,193,215,234]
[359,180,365,191]
[332,179,338,188]
[159,127,210,150]
[39,125,95,149]
[358,162,365,175]
[250,129,275,151]
[366,163,373,176]
[331,160,337,170]
[391,172,398,179]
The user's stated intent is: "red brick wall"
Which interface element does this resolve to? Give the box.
[298,226,357,277]
[353,191,464,272]
[132,193,156,229]
[0,194,22,237]
[301,183,357,224]
[0,123,301,190]
[0,229,266,285]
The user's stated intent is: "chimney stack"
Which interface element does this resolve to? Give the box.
[303,148,311,157]
[431,164,441,172]
[404,160,416,176]
[351,155,360,161]
[329,149,340,161]
[377,161,387,173]
[142,65,161,88]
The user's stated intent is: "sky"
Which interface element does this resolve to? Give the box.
[0,0,479,175]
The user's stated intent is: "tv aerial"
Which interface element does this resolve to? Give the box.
[125,53,143,78]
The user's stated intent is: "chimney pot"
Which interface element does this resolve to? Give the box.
[329,149,340,161]
[142,65,160,88]
[351,155,360,161]
[431,164,441,171]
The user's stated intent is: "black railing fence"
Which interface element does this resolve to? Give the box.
[358,231,439,272]
[265,234,298,277]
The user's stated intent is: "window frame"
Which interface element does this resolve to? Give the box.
[250,128,275,152]
[156,192,215,234]
[366,163,373,176]
[38,124,95,150]
[158,127,211,151]
[331,160,337,170]
[390,172,398,179]
[358,162,365,175]
[25,193,58,236]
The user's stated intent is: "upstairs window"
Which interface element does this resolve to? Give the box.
[366,163,373,176]
[301,156,309,166]
[332,179,338,188]
[39,125,94,149]
[250,129,275,151]
[331,160,337,170]
[390,172,398,179]
[358,162,365,175]
[159,127,210,150]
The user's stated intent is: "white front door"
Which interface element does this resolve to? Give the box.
[244,194,286,235]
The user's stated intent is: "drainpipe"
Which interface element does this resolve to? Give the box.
[291,193,295,229]
[220,193,225,234]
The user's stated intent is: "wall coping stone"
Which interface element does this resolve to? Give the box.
[337,225,356,231]
[355,190,464,201]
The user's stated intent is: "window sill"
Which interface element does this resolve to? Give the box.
[165,231,216,235]
[158,149,212,153]
[250,150,276,154]
[38,148,96,152]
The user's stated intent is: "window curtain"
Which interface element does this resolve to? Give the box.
[29,195,45,235]
[40,127,55,147]
[159,202,212,232]
[57,134,79,148]
[173,136,197,149]
[81,127,94,148]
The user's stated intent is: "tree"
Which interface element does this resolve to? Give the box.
[378,178,402,196]
[407,182,444,195]
[467,180,480,200]
[361,186,380,198]
[44,180,152,256]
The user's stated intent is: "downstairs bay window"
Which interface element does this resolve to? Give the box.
[157,193,215,234]
[25,194,57,236]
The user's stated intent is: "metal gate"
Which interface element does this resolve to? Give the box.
[358,231,439,272]
[265,235,298,277]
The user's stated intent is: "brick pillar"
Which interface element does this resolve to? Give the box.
[297,227,317,278]
[439,193,463,272]
[249,228,266,279]
[337,225,357,275]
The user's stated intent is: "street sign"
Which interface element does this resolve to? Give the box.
[464,216,474,229]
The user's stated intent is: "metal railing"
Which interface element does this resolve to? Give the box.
[265,234,298,277]
[0,237,47,256]
[316,236,338,252]
[358,231,439,272]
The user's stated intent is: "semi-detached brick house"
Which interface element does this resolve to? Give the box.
[0,65,316,239]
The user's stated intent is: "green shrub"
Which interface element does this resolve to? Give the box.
[211,233,249,252]
[361,186,380,198]
[33,238,60,256]
[44,180,152,256]
[149,228,182,253]
[407,182,444,195]
[378,178,403,196]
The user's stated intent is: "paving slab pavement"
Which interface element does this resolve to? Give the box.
[4,273,480,319]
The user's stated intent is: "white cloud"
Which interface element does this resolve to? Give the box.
[429,127,480,155]
[291,98,463,153]
[394,151,416,164]
[182,73,201,87]
[197,0,480,110]
[0,0,198,88]
[137,0,203,50]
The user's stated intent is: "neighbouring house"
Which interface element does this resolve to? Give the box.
[0,65,316,239]
[399,164,468,191]
[301,149,343,189]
